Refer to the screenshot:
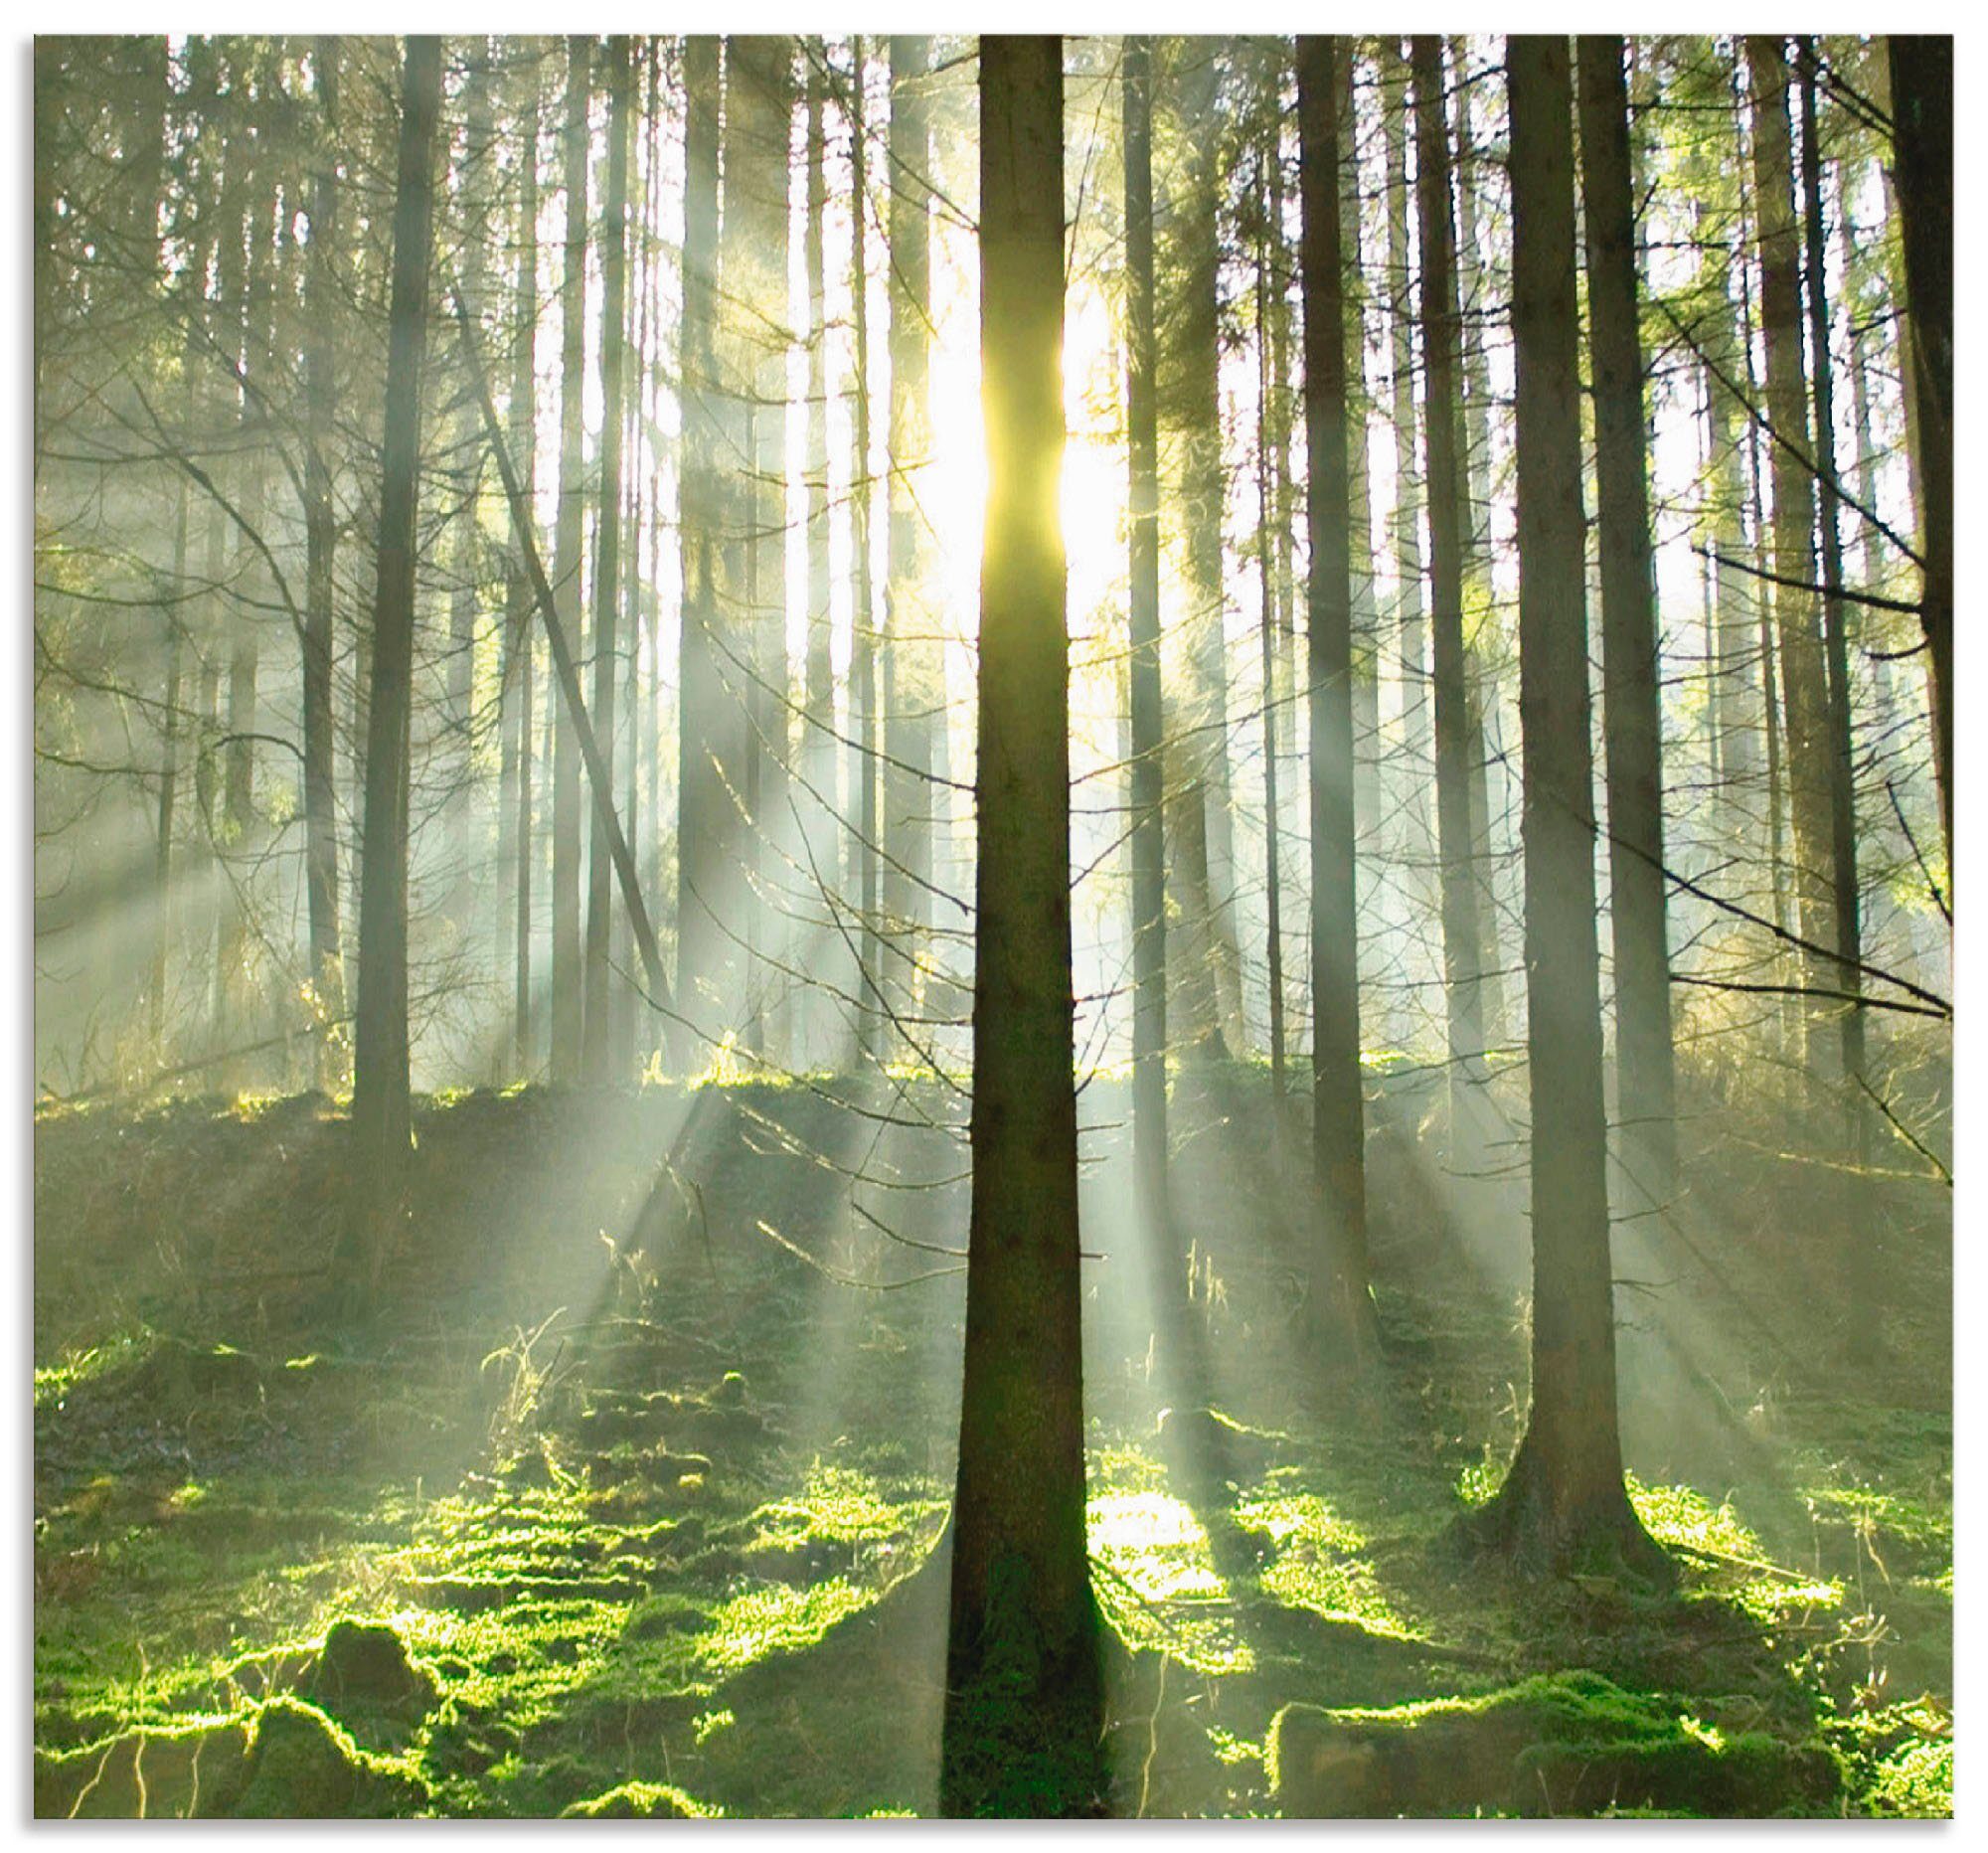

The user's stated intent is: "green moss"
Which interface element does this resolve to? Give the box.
[34,1717,251,1818]
[223,1699,427,1817]
[303,1619,438,1722]
[561,1779,722,1818]
[1267,1673,1842,1819]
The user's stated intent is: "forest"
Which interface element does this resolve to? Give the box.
[32,30,1952,1819]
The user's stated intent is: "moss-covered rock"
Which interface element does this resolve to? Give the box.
[229,1698,427,1817]
[304,1619,439,1720]
[1267,1671,1842,1818]
[560,1779,720,1818]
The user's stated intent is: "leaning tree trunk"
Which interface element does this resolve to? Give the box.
[942,34,1104,1820]
[348,34,443,1301]
[1476,35,1660,1577]
[1577,35,1676,1201]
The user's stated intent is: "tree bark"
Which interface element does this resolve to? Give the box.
[1297,34,1373,1343]
[1121,34,1169,1243]
[1577,35,1676,1198]
[349,34,443,1296]
[1478,35,1658,1576]
[1887,35,1951,892]
[550,35,590,1081]
[1797,45,1867,1136]
[1411,36,1488,1115]
[1746,35,1838,1080]
[942,34,1103,1819]
[583,37,633,1085]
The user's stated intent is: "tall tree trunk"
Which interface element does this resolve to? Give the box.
[1578,36,1676,1200]
[1411,36,1487,1117]
[301,36,345,1091]
[884,34,935,1042]
[583,36,632,1086]
[1382,43,1430,883]
[445,49,494,949]
[677,34,725,1053]
[1170,41,1245,1054]
[1452,50,1509,1046]
[1746,35,1838,1082]
[1887,36,1951,892]
[849,37,883,1065]
[1797,46,1867,1137]
[1121,34,1169,1242]
[349,34,443,1297]
[805,52,833,740]
[1338,50,1383,949]
[1254,150,1288,1105]
[502,57,541,1078]
[1478,35,1658,1576]
[1297,34,1373,1346]
[550,35,590,1081]
[943,38,1102,1817]
[720,36,792,1060]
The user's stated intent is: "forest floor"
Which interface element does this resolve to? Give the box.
[32,1054,1952,1817]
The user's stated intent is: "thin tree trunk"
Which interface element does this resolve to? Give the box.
[1121,34,1169,1242]
[1746,35,1838,1082]
[677,34,725,1053]
[1382,43,1430,876]
[502,57,541,1078]
[1254,152,1287,1105]
[849,37,882,1066]
[550,35,590,1081]
[1798,45,1867,1138]
[884,34,935,1042]
[1411,35,1487,1118]
[1578,35,1676,1199]
[1297,34,1373,1346]
[583,36,632,1086]
[348,34,443,1297]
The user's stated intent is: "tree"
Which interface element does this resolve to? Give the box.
[885,35,936,1037]
[549,35,590,1081]
[1796,42,1867,1135]
[848,36,883,1065]
[499,53,542,1077]
[1121,33,1169,1243]
[583,36,633,1085]
[1411,35,1489,1115]
[1474,34,1661,1576]
[1576,35,1676,1197]
[676,34,726,1050]
[347,34,443,1297]
[1296,34,1373,1346]
[1745,35,1838,1080]
[1887,35,1951,889]
[300,35,346,1091]
[942,33,1103,1819]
